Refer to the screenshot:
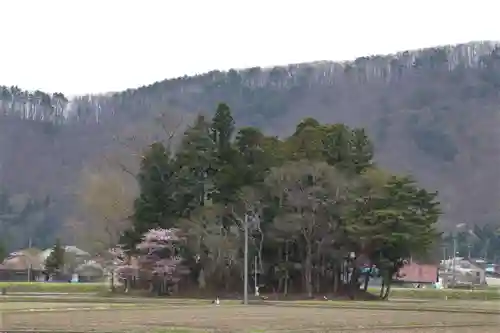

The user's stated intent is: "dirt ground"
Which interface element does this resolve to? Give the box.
[2,302,499,332]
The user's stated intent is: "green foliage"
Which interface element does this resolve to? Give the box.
[355,176,440,267]
[122,141,179,251]
[120,103,441,299]
[0,241,6,262]
[210,103,243,204]
[45,239,65,275]
[286,120,374,174]
[175,115,215,208]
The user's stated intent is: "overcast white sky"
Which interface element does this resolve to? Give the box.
[0,0,498,96]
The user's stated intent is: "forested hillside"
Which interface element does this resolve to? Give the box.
[1,41,500,251]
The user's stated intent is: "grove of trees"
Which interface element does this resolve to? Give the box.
[0,190,55,251]
[110,103,441,300]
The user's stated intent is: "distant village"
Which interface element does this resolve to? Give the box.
[0,245,105,283]
[1,244,499,289]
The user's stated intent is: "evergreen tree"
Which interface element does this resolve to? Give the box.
[210,103,244,204]
[211,103,234,152]
[121,142,179,251]
[45,239,65,276]
[175,115,216,208]
[0,241,6,262]
[236,126,277,185]
[350,175,441,298]
[349,128,374,174]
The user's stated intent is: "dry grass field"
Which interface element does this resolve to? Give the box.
[1,300,499,332]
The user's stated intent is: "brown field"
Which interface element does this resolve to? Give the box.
[1,301,499,332]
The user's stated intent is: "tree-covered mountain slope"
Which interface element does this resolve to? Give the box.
[1,41,499,249]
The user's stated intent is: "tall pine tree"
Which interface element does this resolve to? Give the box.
[210,103,243,204]
[45,239,65,276]
[122,142,179,251]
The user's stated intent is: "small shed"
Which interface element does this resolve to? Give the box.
[395,263,438,284]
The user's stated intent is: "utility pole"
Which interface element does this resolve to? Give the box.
[27,237,32,282]
[243,213,249,305]
[484,239,490,261]
[451,236,457,287]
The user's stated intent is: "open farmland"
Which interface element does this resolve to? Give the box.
[1,299,499,332]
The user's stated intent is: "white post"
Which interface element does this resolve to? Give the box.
[254,256,259,296]
[243,213,249,305]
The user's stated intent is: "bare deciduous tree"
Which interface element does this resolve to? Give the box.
[266,160,351,298]
[67,166,137,254]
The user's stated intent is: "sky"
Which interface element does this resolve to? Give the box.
[0,0,499,96]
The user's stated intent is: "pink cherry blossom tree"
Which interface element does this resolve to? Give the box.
[113,228,188,294]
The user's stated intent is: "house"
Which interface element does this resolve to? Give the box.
[439,257,486,287]
[394,262,439,284]
[0,245,92,282]
[74,260,104,282]
[1,248,44,270]
[482,263,500,287]
[0,248,45,281]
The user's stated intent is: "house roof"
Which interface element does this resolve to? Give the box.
[75,262,104,276]
[2,245,89,270]
[40,246,90,261]
[7,247,43,258]
[1,254,44,270]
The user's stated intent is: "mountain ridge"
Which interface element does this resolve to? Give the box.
[2,41,498,125]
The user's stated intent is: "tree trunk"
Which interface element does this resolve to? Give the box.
[333,264,340,294]
[379,271,392,300]
[315,265,321,294]
[110,269,115,292]
[363,270,370,292]
[382,281,391,300]
[304,241,313,298]
[284,242,289,297]
[379,279,385,298]
[349,267,360,299]
[315,242,322,294]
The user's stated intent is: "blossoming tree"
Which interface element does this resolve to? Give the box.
[113,228,188,294]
